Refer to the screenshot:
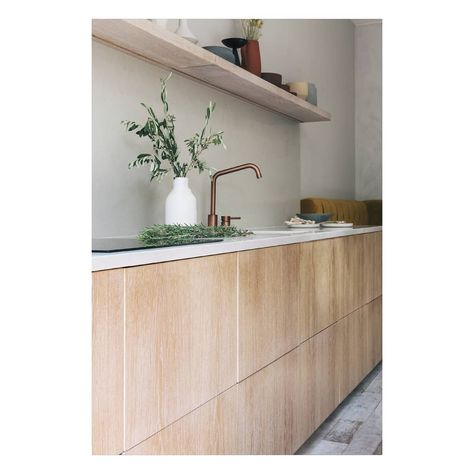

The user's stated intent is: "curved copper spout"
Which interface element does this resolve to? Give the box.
[208,163,262,226]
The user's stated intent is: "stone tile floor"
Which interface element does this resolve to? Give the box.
[296,362,382,455]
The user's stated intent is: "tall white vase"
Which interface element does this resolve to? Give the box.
[150,19,168,29]
[165,177,197,225]
[174,19,198,44]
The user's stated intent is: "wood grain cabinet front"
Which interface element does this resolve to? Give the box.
[334,234,364,321]
[126,298,381,456]
[92,269,125,455]
[238,232,382,382]
[294,322,340,451]
[299,238,335,341]
[237,347,298,454]
[125,386,240,455]
[92,231,382,454]
[238,244,301,380]
[373,231,382,299]
[361,231,382,304]
[366,295,382,368]
[123,253,238,450]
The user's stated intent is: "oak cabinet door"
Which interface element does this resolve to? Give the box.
[237,348,298,454]
[337,313,351,401]
[336,309,361,403]
[373,232,382,299]
[124,253,238,450]
[347,308,368,393]
[92,269,125,455]
[294,323,340,451]
[337,297,382,403]
[294,338,318,450]
[361,231,382,304]
[361,232,375,305]
[367,296,382,367]
[238,244,301,380]
[125,386,239,455]
[299,239,335,341]
[313,323,341,423]
[334,235,363,321]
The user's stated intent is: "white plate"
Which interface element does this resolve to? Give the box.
[286,223,320,229]
[321,222,353,228]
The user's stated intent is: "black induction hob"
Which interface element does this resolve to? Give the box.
[92,237,224,253]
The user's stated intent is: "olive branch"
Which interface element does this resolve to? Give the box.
[122,73,225,182]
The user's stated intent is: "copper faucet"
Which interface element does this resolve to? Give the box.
[208,163,263,226]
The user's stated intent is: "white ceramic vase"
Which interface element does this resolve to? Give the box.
[151,19,168,29]
[165,177,197,225]
[174,19,198,44]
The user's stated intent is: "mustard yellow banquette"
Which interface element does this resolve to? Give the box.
[301,197,382,226]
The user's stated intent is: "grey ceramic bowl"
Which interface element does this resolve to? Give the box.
[297,212,333,223]
[307,83,318,105]
[203,46,235,64]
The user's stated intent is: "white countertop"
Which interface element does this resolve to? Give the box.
[92,226,382,272]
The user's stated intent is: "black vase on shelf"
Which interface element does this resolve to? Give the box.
[222,38,247,66]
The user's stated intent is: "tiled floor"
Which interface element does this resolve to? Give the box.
[296,363,382,455]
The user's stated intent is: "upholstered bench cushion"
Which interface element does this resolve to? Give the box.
[301,197,381,226]
[362,200,383,225]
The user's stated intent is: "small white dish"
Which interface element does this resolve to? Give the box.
[287,223,320,229]
[321,221,353,228]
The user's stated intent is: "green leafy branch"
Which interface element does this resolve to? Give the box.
[122,73,225,182]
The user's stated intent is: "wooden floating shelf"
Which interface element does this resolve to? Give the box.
[92,19,332,123]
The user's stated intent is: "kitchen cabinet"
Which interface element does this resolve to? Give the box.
[125,352,298,456]
[301,233,382,346]
[92,231,382,454]
[123,296,382,455]
[373,231,382,298]
[333,232,382,323]
[338,307,364,400]
[367,296,383,368]
[334,234,363,320]
[293,322,339,451]
[125,386,239,455]
[239,233,381,381]
[238,346,298,454]
[338,297,382,402]
[362,230,382,303]
[238,244,301,380]
[92,269,124,455]
[123,253,238,450]
[300,238,335,340]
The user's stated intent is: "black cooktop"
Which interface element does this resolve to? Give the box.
[92,237,224,253]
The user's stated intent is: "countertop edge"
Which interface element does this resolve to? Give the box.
[92,226,382,272]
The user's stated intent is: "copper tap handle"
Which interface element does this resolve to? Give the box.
[221,216,241,226]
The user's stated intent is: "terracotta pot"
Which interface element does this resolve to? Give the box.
[241,40,261,76]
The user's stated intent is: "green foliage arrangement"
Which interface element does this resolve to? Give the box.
[138,224,252,246]
[241,19,264,40]
[122,73,225,182]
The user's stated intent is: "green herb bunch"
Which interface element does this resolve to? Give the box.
[241,19,264,40]
[122,73,225,182]
[138,224,252,246]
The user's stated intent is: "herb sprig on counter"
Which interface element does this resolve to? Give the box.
[138,224,252,246]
